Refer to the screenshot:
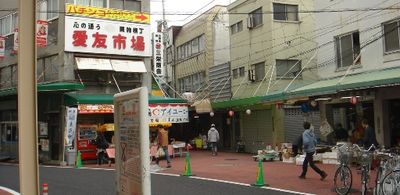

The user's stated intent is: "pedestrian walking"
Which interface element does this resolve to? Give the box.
[95,132,111,167]
[156,125,171,168]
[208,124,220,156]
[299,122,327,180]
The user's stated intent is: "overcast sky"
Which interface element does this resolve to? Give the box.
[150,0,235,30]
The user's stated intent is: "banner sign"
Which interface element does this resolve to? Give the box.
[152,32,164,76]
[0,36,4,58]
[66,4,150,24]
[13,28,18,53]
[114,87,151,195]
[149,104,189,123]
[78,104,114,114]
[65,16,151,56]
[65,107,78,147]
[36,20,48,48]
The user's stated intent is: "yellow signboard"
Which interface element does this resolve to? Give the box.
[66,4,150,24]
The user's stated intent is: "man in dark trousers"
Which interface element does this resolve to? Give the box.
[299,122,327,180]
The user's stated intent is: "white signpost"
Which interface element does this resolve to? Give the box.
[114,87,150,195]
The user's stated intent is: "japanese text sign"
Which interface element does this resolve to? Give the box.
[64,107,78,147]
[152,33,164,76]
[65,16,151,56]
[0,36,5,58]
[149,104,189,123]
[36,20,48,48]
[78,104,114,114]
[66,4,150,24]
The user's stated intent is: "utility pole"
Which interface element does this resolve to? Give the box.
[18,0,39,194]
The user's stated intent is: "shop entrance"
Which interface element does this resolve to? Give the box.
[389,99,400,147]
[0,121,18,159]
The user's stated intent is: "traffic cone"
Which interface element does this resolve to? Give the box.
[76,151,83,168]
[42,183,48,195]
[252,160,268,187]
[181,152,194,176]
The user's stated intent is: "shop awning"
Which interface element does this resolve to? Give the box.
[64,93,187,106]
[0,82,84,97]
[289,67,400,97]
[75,57,147,73]
[211,96,263,109]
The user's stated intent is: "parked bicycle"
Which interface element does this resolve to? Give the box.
[333,144,376,195]
[380,154,400,195]
[374,149,394,195]
[353,144,376,195]
[334,143,353,195]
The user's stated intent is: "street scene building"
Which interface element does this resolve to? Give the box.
[1,0,400,194]
[0,0,153,163]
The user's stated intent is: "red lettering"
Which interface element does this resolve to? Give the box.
[72,30,88,47]
[112,34,126,49]
[92,32,107,48]
[131,35,145,51]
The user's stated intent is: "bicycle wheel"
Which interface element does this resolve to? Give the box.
[382,170,400,195]
[375,167,384,195]
[334,165,353,195]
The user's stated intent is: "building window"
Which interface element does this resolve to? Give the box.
[335,31,361,68]
[178,72,205,93]
[71,0,108,7]
[383,20,400,52]
[0,14,13,35]
[230,21,243,35]
[273,3,298,21]
[276,59,302,79]
[252,62,265,81]
[232,69,238,79]
[177,34,205,61]
[166,47,173,63]
[37,0,59,20]
[248,7,263,28]
[239,67,245,77]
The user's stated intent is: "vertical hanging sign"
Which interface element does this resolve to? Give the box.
[0,36,5,58]
[12,28,18,54]
[153,32,164,76]
[36,20,48,48]
[64,107,78,147]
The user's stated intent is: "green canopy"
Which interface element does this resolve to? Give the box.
[0,82,84,97]
[64,93,187,106]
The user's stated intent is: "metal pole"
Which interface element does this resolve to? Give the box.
[18,0,39,194]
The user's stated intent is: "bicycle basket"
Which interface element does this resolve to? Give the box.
[337,145,352,164]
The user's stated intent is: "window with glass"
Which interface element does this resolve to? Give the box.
[276,59,302,78]
[0,14,13,35]
[383,20,400,52]
[239,67,245,77]
[335,31,361,68]
[230,21,243,35]
[177,34,205,61]
[232,68,238,79]
[73,0,108,7]
[249,8,263,28]
[273,3,298,21]
[252,62,265,81]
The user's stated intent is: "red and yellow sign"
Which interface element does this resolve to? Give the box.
[66,4,150,24]
[78,104,114,114]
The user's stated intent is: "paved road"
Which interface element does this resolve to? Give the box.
[0,164,303,195]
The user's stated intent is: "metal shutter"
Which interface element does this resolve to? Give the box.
[284,108,321,144]
[241,110,273,153]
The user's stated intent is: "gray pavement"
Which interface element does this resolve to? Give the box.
[0,164,301,195]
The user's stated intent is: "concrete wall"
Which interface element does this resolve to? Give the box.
[315,0,400,79]
[228,0,317,98]
[213,8,230,66]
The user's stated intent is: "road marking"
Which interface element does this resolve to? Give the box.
[152,172,180,177]
[0,186,20,195]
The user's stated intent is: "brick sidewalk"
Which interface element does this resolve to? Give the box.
[81,150,376,195]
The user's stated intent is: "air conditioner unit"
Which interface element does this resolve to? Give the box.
[248,69,255,82]
[247,16,254,29]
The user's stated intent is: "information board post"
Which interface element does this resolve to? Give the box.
[114,87,151,195]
